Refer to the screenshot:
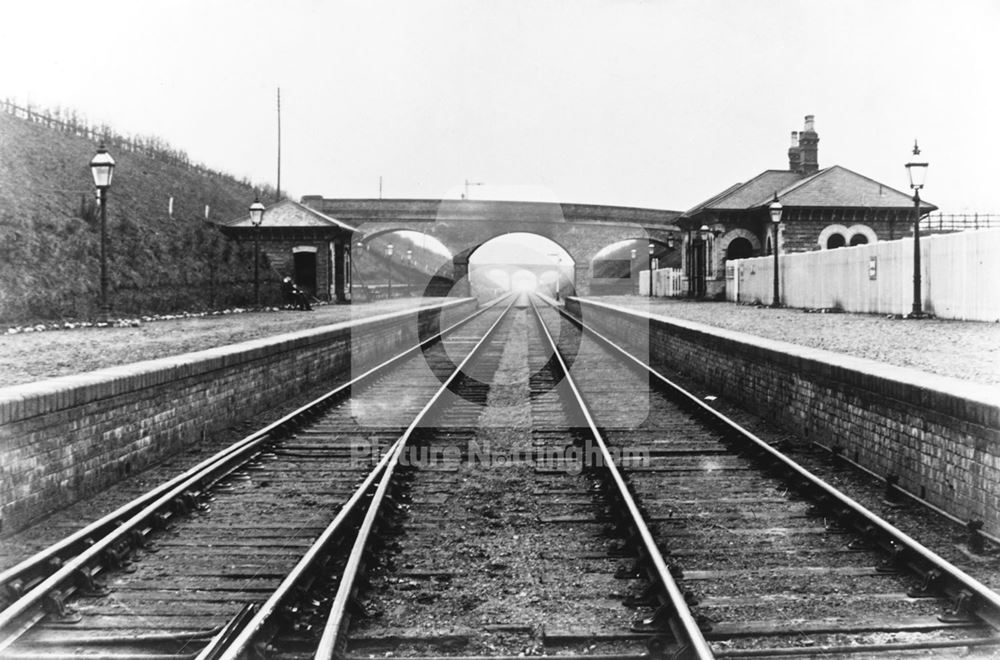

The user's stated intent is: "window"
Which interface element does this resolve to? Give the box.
[849,234,869,246]
[827,233,846,249]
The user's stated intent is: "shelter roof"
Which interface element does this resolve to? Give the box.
[223,198,358,232]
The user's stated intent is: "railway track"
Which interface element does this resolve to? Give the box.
[535,296,1000,658]
[0,297,514,659]
[2,293,998,659]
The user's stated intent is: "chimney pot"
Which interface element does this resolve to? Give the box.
[803,115,815,132]
[790,131,799,147]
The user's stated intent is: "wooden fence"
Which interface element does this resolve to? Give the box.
[727,228,1000,322]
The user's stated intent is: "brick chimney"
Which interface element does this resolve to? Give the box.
[798,115,819,173]
[787,131,801,172]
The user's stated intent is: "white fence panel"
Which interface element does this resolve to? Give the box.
[730,228,1000,321]
[638,268,683,297]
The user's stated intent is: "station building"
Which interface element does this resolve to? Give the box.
[678,116,937,298]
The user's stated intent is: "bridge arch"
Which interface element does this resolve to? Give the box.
[468,232,576,299]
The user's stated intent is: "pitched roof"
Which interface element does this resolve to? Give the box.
[223,199,358,231]
[684,165,936,216]
[684,170,804,215]
[772,165,936,210]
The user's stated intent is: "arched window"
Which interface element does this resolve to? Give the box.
[827,233,846,249]
[849,234,869,246]
[725,237,754,260]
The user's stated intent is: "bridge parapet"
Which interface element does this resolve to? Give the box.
[302,197,680,228]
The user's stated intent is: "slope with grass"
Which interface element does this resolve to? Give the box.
[0,111,271,322]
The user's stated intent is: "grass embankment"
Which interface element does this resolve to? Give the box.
[0,112,269,322]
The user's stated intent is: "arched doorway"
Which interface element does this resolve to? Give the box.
[726,237,754,260]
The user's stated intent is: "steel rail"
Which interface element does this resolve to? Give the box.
[210,296,518,660]
[549,297,1000,632]
[0,297,507,642]
[194,444,399,660]
[528,296,715,660]
[809,439,1000,548]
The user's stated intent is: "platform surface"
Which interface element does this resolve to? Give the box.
[0,298,450,388]
[588,296,1000,386]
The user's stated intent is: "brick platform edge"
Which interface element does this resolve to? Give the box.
[0,298,478,536]
[566,297,1000,537]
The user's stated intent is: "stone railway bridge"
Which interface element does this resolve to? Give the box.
[301,197,681,295]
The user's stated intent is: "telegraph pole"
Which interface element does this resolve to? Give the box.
[276,87,282,202]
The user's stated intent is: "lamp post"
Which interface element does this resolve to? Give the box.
[89,145,115,322]
[248,197,265,307]
[768,194,783,307]
[648,243,655,298]
[905,140,929,318]
[406,248,413,296]
[630,248,637,295]
[386,243,394,299]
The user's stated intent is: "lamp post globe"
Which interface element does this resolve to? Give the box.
[768,194,783,308]
[905,140,929,318]
[90,145,116,323]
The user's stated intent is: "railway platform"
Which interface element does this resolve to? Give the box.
[597,295,1000,387]
[1,294,999,658]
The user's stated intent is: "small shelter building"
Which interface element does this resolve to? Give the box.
[220,198,357,303]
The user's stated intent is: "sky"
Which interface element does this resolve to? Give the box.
[3,0,998,214]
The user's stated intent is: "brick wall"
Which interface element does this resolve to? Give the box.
[566,297,1000,535]
[0,299,477,536]
[262,239,332,299]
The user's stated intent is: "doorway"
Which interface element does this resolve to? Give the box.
[293,250,317,295]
